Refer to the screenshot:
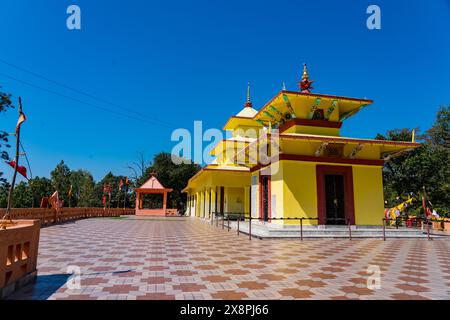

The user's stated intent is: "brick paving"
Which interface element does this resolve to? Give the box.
[8,216,450,300]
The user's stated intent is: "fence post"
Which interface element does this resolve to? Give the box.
[248,216,252,240]
[348,219,352,240]
[237,215,240,236]
[300,218,303,241]
[382,219,386,241]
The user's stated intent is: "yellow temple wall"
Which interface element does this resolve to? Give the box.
[269,161,285,224]
[281,161,318,225]
[352,166,384,225]
[224,187,245,213]
[281,125,340,136]
[278,160,384,225]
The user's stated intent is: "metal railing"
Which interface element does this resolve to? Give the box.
[211,212,353,240]
[381,216,444,241]
[211,212,449,240]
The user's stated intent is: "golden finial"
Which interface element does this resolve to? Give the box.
[302,63,309,81]
[244,81,252,108]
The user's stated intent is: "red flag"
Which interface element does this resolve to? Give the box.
[102,195,106,205]
[125,176,129,185]
[108,183,111,194]
[5,160,28,179]
[119,179,123,190]
[103,183,106,194]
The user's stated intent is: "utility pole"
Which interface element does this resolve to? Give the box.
[3,97,24,223]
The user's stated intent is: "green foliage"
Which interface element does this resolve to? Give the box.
[12,181,32,208]
[140,152,201,209]
[379,106,450,215]
[29,176,53,207]
[50,160,71,205]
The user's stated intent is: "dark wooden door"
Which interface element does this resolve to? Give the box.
[325,174,345,225]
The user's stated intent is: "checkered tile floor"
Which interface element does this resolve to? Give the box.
[9,216,450,300]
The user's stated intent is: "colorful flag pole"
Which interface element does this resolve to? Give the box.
[103,183,107,209]
[68,184,73,208]
[2,97,26,224]
[108,183,111,208]
[116,179,123,208]
[124,177,129,210]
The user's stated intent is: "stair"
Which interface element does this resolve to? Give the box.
[224,221,449,239]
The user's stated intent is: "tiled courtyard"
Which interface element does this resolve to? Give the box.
[9,216,450,300]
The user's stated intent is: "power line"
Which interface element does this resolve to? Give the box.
[0,57,176,128]
[0,72,175,128]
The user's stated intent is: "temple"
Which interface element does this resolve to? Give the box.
[135,174,174,216]
[182,65,419,225]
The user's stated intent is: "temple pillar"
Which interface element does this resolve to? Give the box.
[210,187,216,217]
[244,186,250,218]
[163,192,167,214]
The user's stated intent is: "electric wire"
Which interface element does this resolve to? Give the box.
[0,57,175,128]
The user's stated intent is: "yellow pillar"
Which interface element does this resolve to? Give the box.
[200,191,205,218]
[196,193,200,217]
[211,187,216,217]
[244,186,250,218]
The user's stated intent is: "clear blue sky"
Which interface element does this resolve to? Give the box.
[0,0,449,182]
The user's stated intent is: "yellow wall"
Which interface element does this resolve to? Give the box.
[271,160,384,225]
[281,161,318,225]
[282,125,340,136]
[352,166,384,225]
[269,161,284,223]
[225,187,245,213]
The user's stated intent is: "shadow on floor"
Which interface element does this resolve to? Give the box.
[7,274,71,300]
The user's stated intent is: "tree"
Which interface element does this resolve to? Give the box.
[422,106,450,149]
[29,176,53,207]
[96,172,132,208]
[71,170,97,207]
[11,181,32,208]
[140,152,201,209]
[378,106,450,216]
[50,160,71,205]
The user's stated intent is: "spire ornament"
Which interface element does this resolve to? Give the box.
[244,81,253,108]
[299,63,314,93]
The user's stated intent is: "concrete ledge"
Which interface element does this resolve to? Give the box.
[0,270,37,299]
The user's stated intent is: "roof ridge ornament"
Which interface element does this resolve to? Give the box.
[299,63,314,93]
[244,81,253,108]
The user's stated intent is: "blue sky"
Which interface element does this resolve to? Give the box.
[0,0,449,182]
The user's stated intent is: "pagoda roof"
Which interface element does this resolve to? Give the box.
[253,90,373,125]
[135,175,173,193]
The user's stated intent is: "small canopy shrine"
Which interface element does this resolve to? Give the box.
[135,174,173,216]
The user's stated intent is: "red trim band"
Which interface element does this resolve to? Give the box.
[279,119,342,133]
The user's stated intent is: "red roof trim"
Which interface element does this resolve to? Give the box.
[279,119,342,132]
